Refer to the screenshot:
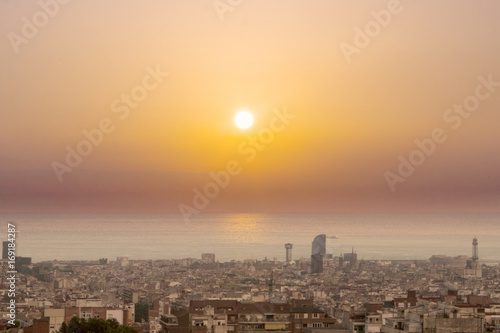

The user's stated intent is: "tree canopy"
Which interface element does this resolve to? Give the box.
[58,317,136,333]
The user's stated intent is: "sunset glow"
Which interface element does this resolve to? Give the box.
[234,111,254,129]
[0,1,499,213]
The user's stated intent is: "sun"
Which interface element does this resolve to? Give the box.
[234,111,254,129]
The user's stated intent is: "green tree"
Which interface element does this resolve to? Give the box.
[58,317,136,333]
[134,302,149,322]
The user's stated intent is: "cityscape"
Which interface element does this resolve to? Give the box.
[2,1,499,333]
[2,234,500,333]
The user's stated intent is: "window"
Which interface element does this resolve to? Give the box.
[313,313,319,318]
[304,314,308,319]
[94,314,99,319]
[295,324,301,329]
[295,314,300,319]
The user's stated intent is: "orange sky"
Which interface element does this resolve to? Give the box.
[1,0,499,213]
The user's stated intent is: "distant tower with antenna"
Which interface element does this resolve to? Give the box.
[465,237,482,278]
[285,243,293,263]
[472,237,479,262]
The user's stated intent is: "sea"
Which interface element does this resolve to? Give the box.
[0,212,499,263]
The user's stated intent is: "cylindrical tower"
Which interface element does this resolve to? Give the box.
[285,243,293,263]
[472,237,478,261]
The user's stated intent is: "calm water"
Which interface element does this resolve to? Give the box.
[0,213,499,263]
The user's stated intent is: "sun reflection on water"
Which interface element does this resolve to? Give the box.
[220,213,268,243]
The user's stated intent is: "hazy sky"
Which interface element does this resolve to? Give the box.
[1,0,499,213]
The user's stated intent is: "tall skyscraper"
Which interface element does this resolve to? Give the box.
[285,243,293,263]
[311,254,323,274]
[312,234,326,256]
[311,234,326,273]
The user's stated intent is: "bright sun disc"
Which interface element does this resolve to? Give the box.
[235,111,254,129]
